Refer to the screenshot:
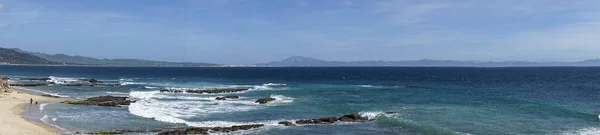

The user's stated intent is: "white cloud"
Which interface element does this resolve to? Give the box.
[0,24,10,28]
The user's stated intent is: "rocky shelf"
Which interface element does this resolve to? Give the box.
[159,87,253,94]
[79,113,391,135]
[61,96,134,107]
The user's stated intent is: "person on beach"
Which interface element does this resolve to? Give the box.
[30,98,33,104]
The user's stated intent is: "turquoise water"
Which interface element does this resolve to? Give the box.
[1,66,599,135]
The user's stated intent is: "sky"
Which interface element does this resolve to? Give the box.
[1,0,600,64]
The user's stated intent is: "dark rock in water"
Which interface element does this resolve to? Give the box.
[160,87,252,94]
[215,96,239,100]
[59,83,121,87]
[41,94,61,98]
[10,83,48,87]
[278,121,296,126]
[339,114,368,122]
[224,96,239,99]
[296,117,338,124]
[385,112,398,114]
[157,124,264,135]
[19,78,51,81]
[255,98,276,104]
[62,96,134,107]
[79,78,102,83]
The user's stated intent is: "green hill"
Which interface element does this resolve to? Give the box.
[0,48,56,64]
[3,47,218,67]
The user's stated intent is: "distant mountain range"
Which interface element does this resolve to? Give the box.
[1,47,218,67]
[4,47,600,67]
[259,56,600,67]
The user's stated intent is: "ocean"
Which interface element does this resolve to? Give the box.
[1,65,599,135]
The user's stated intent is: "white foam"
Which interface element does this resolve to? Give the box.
[144,86,158,89]
[359,111,383,120]
[359,111,399,120]
[562,127,600,135]
[128,91,265,127]
[40,114,50,123]
[269,95,294,104]
[119,78,134,82]
[357,85,399,89]
[47,76,80,85]
[263,83,287,87]
[121,82,146,85]
[39,103,50,111]
[106,91,130,95]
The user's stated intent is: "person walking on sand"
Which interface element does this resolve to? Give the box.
[30,98,33,104]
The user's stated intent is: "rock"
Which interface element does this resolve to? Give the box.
[41,94,61,98]
[159,87,252,94]
[0,77,12,94]
[157,124,264,135]
[10,83,48,87]
[224,96,239,99]
[59,83,121,87]
[215,96,239,100]
[278,121,296,126]
[385,112,398,114]
[255,98,276,104]
[79,78,102,83]
[18,78,51,81]
[62,96,134,107]
[338,114,368,122]
[295,117,338,124]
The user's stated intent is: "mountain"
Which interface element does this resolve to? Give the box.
[0,48,57,64]
[3,47,218,67]
[260,56,600,67]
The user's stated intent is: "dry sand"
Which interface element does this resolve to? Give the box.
[0,88,65,135]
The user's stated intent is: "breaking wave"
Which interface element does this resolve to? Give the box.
[269,95,294,104]
[106,91,130,95]
[48,76,81,85]
[562,127,600,135]
[128,91,267,127]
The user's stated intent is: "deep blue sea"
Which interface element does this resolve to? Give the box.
[1,66,599,135]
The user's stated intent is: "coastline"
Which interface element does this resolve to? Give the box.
[0,87,66,135]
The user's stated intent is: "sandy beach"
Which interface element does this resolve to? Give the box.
[0,87,65,135]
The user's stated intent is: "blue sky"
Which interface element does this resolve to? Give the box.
[1,0,600,64]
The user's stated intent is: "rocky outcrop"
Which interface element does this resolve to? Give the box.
[160,87,252,94]
[9,83,48,87]
[59,83,121,87]
[295,117,338,124]
[18,78,51,81]
[278,121,296,126]
[157,124,265,135]
[215,96,239,100]
[255,98,276,104]
[62,96,134,107]
[338,114,369,122]
[0,77,12,94]
[78,113,374,134]
[295,114,369,125]
[79,78,102,83]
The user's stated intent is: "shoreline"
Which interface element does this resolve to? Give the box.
[0,87,66,135]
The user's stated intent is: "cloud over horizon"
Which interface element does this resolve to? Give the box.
[1,0,599,64]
